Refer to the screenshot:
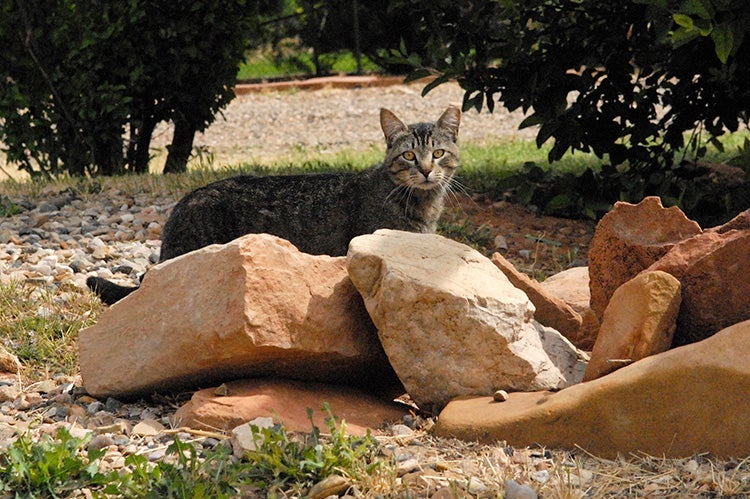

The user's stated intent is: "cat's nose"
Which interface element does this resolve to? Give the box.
[419,162,433,175]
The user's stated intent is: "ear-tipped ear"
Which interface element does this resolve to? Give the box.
[380,108,409,144]
[437,105,461,140]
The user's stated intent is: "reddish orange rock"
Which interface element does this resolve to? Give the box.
[174,378,409,436]
[588,197,701,320]
[79,233,402,400]
[434,320,750,459]
[646,229,750,345]
[538,267,599,350]
[491,253,584,348]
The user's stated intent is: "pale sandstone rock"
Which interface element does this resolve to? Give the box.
[79,234,402,399]
[588,197,701,320]
[538,267,599,350]
[346,230,588,412]
[174,378,409,436]
[491,253,583,347]
[646,229,750,345]
[583,271,681,381]
[434,319,750,459]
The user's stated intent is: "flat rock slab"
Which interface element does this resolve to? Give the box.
[434,319,750,459]
[174,378,409,436]
[347,229,587,412]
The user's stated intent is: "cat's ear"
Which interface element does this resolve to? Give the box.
[380,108,409,144]
[437,105,461,141]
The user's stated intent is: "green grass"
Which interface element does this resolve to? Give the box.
[0,281,100,381]
[238,49,380,81]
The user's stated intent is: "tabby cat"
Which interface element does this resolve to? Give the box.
[88,106,461,304]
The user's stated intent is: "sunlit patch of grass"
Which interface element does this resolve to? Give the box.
[0,281,101,381]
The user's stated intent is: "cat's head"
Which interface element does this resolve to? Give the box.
[380,106,460,192]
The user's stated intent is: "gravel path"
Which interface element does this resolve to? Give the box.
[151,81,535,167]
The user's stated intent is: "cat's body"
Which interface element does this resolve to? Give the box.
[88,106,461,304]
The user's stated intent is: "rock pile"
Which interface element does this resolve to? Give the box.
[79,230,588,422]
[74,198,750,459]
[437,198,750,458]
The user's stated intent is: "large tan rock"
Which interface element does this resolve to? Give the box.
[583,271,681,381]
[538,267,599,350]
[646,229,750,345]
[347,230,588,412]
[434,319,750,459]
[588,197,701,320]
[79,234,402,400]
[490,253,583,347]
[174,378,409,436]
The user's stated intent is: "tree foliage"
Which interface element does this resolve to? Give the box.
[0,0,283,177]
[388,0,750,219]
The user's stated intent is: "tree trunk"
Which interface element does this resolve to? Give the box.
[131,116,157,174]
[164,118,195,174]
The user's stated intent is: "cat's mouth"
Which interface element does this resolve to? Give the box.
[412,178,441,190]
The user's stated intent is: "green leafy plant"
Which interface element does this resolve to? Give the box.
[241,403,382,493]
[0,0,287,177]
[0,428,113,497]
[0,402,386,497]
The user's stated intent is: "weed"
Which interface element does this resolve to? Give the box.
[0,428,113,497]
[0,195,21,217]
[241,403,384,495]
[438,215,493,254]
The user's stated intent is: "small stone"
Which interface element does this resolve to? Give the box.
[0,385,21,403]
[307,475,351,499]
[468,477,489,494]
[494,234,509,250]
[230,417,275,457]
[132,419,165,436]
[505,479,538,499]
[88,434,116,451]
[493,389,510,402]
[390,424,414,436]
[37,201,57,213]
[396,458,421,476]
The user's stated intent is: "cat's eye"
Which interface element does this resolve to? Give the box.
[402,151,416,161]
[433,149,445,159]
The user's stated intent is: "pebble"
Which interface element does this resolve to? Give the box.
[493,389,510,402]
[0,193,165,294]
[505,479,539,499]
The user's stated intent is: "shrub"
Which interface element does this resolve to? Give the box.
[0,0,284,177]
[388,0,750,220]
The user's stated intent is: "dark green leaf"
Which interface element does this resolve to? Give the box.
[711,23,734,63]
